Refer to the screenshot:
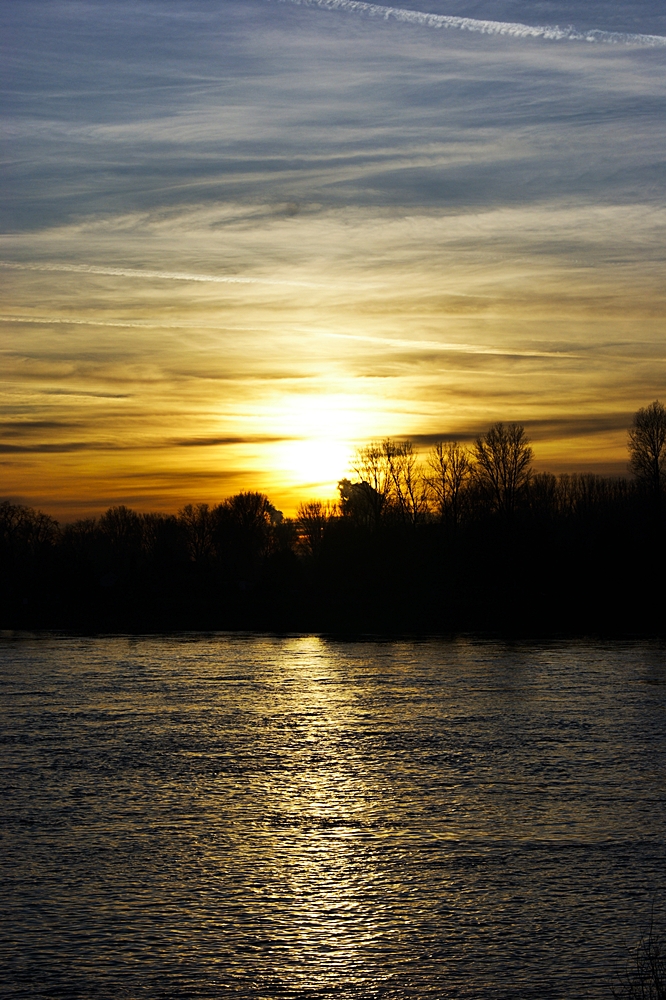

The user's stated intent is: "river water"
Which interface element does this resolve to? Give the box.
[1,634,664,998]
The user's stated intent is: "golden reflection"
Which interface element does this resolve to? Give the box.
[243,637,389,983]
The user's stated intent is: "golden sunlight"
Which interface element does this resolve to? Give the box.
[274,438,351,493]
[258,392,383,494]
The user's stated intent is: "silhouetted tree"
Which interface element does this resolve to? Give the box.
[350,439,428,525]
[426,441,472,526]
[296,500,336,558]
[221,490,281,532]
[61,517,98,562]
[337,478,382,528]
[384,439,428,525]
[215,491,282,571]
[0,501,59,557]
[350,444,392,524]
[97,505,146,575]
[179,503,215,562]
[473,422,532,516]
[527,472,558,517]
[0,501,60,606]
[628,400,666,509]
[0,502,60,626]
[2,421,664,634]
[555,473,629,520]
[141,511,183,564]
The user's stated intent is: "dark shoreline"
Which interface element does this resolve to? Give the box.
[2,476,664,639]
[2,626,665,644]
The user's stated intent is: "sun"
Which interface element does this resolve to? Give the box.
[264,392,379,492]
[277,437,352,487]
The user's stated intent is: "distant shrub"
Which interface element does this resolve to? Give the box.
[613,912,666,1000]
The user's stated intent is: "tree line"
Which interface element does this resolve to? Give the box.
[1,402,664,634]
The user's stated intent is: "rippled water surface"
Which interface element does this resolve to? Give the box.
[1,634,665,998]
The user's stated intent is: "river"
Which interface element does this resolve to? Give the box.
[1,634,665,998]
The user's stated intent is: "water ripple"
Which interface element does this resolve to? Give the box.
[0,634,665,997]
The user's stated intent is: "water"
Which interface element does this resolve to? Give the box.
[1,634,665,998]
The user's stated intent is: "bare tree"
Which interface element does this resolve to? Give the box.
[350,440,427,525]
[62,517,98,562]
[473,422,532,516]
[556,473,630,519]
[99,505,146,564]
[350,443,392,524]
[426,441,472,526]
[296,500,336,558]
[628,400,666,505]
[383,440,428,525]
[527,472,558,516]
[0,502,59,554]
[179,503,215,562]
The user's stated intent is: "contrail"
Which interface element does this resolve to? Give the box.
[0,315,182,330]
[323,330,578,358]
[279,0,666,46]
[0,261,316,288]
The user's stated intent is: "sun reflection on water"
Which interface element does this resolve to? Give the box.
[2,634,665,996]
[233,636,408,988]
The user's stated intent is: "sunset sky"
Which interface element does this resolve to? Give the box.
[2,0,665,518]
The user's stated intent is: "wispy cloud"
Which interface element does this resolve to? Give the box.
[0,420,82,433]
[0,261,315,289]
[409,413,634,445]
[42,390,131,400]
[172,435,293,447]
[2,0,665,514]
[278,0,666,46]
[0,314,186,331]
[0,441,118,454]
[0,435,295,453]
[322,331,579,358]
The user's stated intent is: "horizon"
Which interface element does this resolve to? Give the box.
[0,436,638,523]
[0,422,642,523]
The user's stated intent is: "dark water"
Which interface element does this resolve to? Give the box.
[1,634,665,999]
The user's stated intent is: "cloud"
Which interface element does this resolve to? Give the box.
[0,314,191,331]
[4,0,666,234]
[0,420,81,433]
[410,414,634,446]
[0,261,314,289]
[172,435,294,447]
[322,331,579,358]
[2,0,665,513]
[0,434,298,454]
[278,0,666,46]
[0,442,116,454]
[41,390,131,399]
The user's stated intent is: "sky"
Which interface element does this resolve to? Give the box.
[2,0,665,518]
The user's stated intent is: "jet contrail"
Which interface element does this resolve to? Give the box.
[0,314,182,330]
[0,260,316,288]
[279,0,666,46]
[323,330,578,358]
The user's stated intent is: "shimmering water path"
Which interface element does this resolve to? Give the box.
[1,635,665,998]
